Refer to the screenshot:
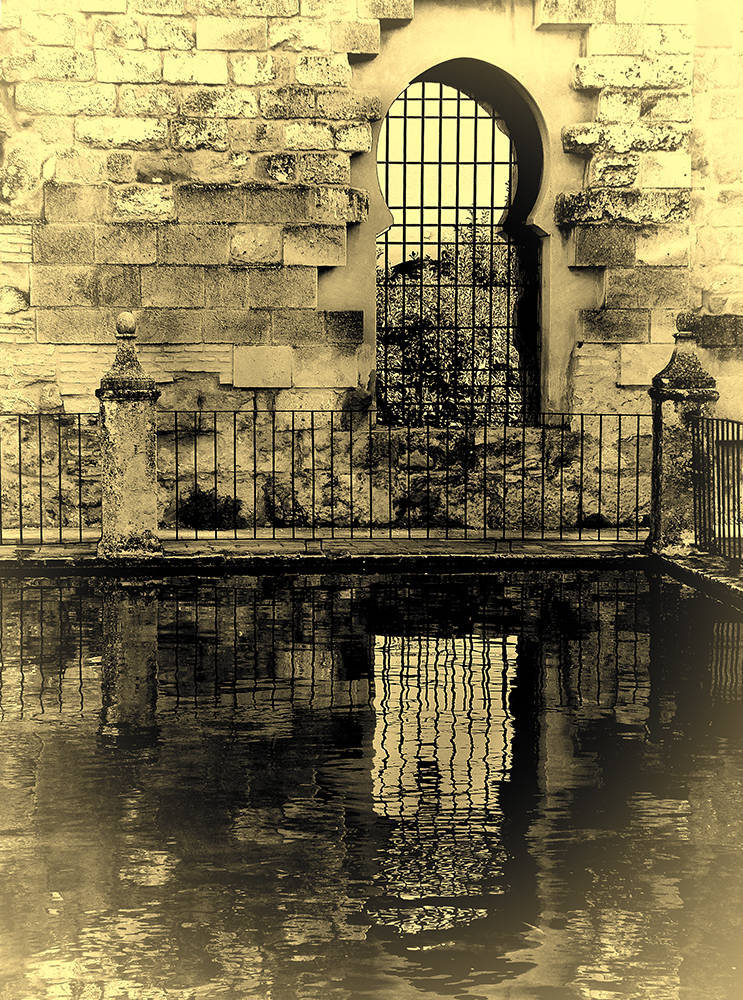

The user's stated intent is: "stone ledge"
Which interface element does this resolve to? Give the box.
[676,312,743,347]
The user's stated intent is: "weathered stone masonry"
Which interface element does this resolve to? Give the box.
[0,0,741,418]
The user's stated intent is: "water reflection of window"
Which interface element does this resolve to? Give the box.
[370,631,518,935]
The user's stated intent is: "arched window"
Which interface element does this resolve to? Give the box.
[376,68,541,427]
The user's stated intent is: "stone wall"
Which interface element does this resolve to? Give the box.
[0,0,741,417]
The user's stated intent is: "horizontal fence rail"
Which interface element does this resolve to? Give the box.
[692,416,743,562]
[0,413,101,545]
[157,409,653,543]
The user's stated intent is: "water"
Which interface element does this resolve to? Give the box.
[0,570,742,1000]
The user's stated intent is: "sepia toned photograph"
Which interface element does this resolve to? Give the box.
[0,0,742,996]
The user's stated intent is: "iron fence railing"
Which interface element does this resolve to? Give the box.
[156,409,652,542]
[0,413,101,545]
[692,416,743,562]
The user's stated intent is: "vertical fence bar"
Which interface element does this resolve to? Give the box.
[271,410,276,541]
[368,410,373,539]
[635,414,641,542]
[330,411,335,539]
[597,414,603,541]
[193,411,199,542]
[0,417,4,545]
[232,411,237,540]
[406,420,411,539]
[77,414,83,543]
[252,411,257,540]
[691,415,700,548]
[540,414,546,541]
[37,414,43,544]
[463,413,469,539]
[387,423,392,539]
[349,414,354,539]
[174,412,180,541]
[291,411,296,541]
[311,411,316,541]
[578,413,585,541]
[501,418,507,540]
[736,421,742,563]
[559,414,565,541]
[482,419,488,540]
[520,419,526,540]
[445,418,450,540]
[56,416,62,543]
[17,416,23,545]
[616,413,622,541]
[213,411,218,540]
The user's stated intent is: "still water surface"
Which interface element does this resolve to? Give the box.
[0,571,742,1000]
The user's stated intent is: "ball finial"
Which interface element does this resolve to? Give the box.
[116,311,137,339]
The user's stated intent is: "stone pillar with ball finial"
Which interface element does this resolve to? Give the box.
[96,312,162,559]
[648,312,719,552]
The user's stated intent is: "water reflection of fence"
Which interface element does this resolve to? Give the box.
[157,410,652,541]
[692,416,743,562]
[0,413,101,544]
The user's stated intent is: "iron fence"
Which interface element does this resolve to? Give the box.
[157,409,652,542]
[692,416,743,562]
[0,413,101,545]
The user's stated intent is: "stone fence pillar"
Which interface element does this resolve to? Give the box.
[96,312,162,559]
[648,313,719,553]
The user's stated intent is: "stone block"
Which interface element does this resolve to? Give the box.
[131,153,192,184]
[573,55,692,91]
[256,153,299,183]
[3,49,95,83]
[230,224,283,263]
[133,0,184,12]
[158,223,231,264]
[75,116,168,150]
[333,124,372,152]
[37,307,113,343]
[230,53,277,86]
[283,224,346,266]
[325,310,364,344]
[179,87,258,118]
[202,309,271,343]
[95,223,158,263]
[200,0,297,12]
[563,121,688,155]
[259,86,315,118]
[636,224,689,265]
[163,51,228,84]
[614,0,693,22]
[175,184,245,222]
[315,91,381,121]
[535,0,615,26]
[21,12,77,46]
[45,183,108,222]
[170,118,229,151]
[233,345,292,388]
[244,185,314,223]
[79,0,128,10]
[229,120,285,152]
[604,266,689,307]
[618,344,674,387]
[141,264,204,307]
[637,150,691,187]
[357,0,413,18]
[245,266,317,308]
[204,267,248,307]
[283,122,334,150]
[555,189,690,226]
[295,53,351,87]
[331,20,380,54]
[297,152,351,186]
[0,225,33,263]
[268,17,330,50]
[640,91,692,121]
[107,184,175,221]
[292,346,359,388]
[271,308,324,344]
[312,186,368,223]
[92,16,147,49]
[31,264,139,307]
[15,81,116,115]
[137,308,202,343]
[579,308,650,343]
[146,17,195,49]
[587,153,639,187]
[33,224,95,264]
[196,16,266,49]
[597,90,641,123]
[571,225,636,267]
[118,84,179,117]
[95,48,162,83]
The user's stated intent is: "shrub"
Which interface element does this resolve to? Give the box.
[177,484,248,530]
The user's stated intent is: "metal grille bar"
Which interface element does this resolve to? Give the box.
[376,80,540,427]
